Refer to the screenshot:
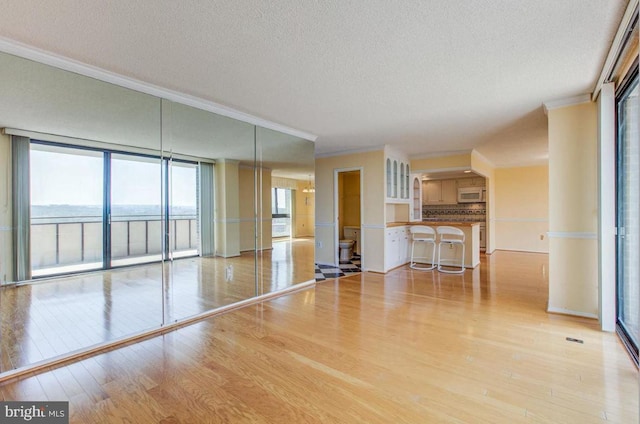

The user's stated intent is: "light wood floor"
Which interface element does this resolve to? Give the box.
[1,250,637,423]
[0,238,315,372]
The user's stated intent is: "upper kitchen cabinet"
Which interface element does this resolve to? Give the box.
[410,175,422,221]
[423,179,457,205]
[457,177,485,187]
[386,155,410,203]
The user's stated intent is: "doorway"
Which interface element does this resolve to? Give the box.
[335,169,362,270]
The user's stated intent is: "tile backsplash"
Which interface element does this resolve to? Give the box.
[423,203,486,222]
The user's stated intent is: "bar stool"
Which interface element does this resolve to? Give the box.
[409,226,436,270]
[436,226,465,274]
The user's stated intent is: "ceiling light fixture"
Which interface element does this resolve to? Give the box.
[303,174,315,193]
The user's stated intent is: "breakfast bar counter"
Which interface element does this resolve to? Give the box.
[385,221,480,269]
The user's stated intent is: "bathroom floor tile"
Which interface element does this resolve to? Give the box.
[315,255,361,281]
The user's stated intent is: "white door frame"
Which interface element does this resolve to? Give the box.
[333,167,364,268]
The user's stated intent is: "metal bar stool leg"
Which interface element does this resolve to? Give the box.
[436,226,466,274]
[409,226,436,270]
[410,240,416,268]
[430,239,436,268]
[438,241,465,274]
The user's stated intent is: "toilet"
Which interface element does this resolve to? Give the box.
[343,226,361,255]
[339,239,355,262]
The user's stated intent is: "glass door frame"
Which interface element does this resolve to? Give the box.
[615,63,639,366]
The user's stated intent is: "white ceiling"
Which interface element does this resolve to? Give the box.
[0,1,628,167]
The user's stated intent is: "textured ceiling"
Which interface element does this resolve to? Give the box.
[0,0,628,167]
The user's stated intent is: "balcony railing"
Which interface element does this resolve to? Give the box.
[272,217,291,238]
[31,215,198,276]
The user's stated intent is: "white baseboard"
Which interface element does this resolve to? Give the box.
[547,306,598,319]
[494,248,549,254]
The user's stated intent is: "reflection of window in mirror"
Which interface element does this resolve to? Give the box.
[272,187,292,238]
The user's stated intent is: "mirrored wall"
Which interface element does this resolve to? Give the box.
[0,50,315,375]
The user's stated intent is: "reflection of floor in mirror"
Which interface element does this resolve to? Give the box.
[315,254,362,281]
[0,238,315,373]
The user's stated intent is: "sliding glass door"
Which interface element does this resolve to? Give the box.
[616,69,639,363]
[110,153,163,267]
[30,144,104,276]
[30,144,200,277]
[168,161,199,259]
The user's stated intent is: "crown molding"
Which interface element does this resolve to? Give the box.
[413,166,470,175]
[315,145,385,158]
[0,36,318,142]
[410,149,472,160]
[542,94,592,114]
[384,144,410,159]
[493,158,549,169]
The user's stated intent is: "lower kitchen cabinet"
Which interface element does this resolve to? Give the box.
[385,226,411,271]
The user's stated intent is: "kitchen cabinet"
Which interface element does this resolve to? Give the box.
[386,158,392,199]
[384,228,399,270]
[410,175,422,221]
[423,181,440,204]
[442,180,457,204]
[422,179,457,205]
[404,164,410,199]
[393,160,398,198]
[457,177,486,188]
[385,226,411,270]
[400,163,405,200]
[386,156,410,203]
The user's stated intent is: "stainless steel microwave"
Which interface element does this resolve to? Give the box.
[457,187,485,203]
